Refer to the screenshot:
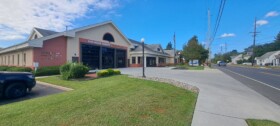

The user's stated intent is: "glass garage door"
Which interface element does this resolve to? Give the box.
[81,44,100,69]
[116,49,126,68]
[102,47,115,69]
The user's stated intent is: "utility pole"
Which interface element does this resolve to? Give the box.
[174,32,176,64]
[207,9,212,65]
[225,41,227,53]
[250,17,259,66]
[220,44,223,54]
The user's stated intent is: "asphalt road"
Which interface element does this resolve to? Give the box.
[216,65,280,105]
[0,83,65,106]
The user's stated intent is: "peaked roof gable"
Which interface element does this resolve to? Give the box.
[259,50,280,60]
[34,28,58,37]
[129,39,169,56]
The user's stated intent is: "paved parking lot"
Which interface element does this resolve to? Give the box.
[0,83,65,106]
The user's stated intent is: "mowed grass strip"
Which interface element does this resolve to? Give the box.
[246,119,280,126]
[0,75,197,126]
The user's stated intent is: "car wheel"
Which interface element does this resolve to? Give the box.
[5,83,27,99]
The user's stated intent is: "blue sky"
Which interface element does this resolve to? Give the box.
[1,0,280,55]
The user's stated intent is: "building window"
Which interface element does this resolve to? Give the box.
[17,54,20,66]
[157,48,161,52]
[103,33,115,42]
[8,55,10,65]
[12,55,14,65]
[132,57,136,64]
[23,53,26,65]
[138,57,141,64]
[34,34,38,39]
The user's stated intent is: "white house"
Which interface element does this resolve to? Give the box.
[231,54,251,64]
[255,50,280,66]
[274,54,280,66]
[231,54,243,64]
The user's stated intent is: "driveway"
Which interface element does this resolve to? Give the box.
[120,67,280,126]
[0,83,65,106]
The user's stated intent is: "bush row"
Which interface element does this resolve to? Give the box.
[0,65,61,76]
[0,66,32,72]
[60,63,89,80]
[34,66,60,76]
[97,69,121,77]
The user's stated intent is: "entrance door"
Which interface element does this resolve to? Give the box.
[146,57,156,67]
[102,47,115,69]
[116,49,126,68]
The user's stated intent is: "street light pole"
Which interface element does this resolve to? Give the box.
[141,38,146,78]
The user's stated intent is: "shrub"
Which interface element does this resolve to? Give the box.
[97,69,121,77]
[107,68,114,76]
[60,63,72,80]
[60,63,89,80]
[113,69,121,75]
[237,60,243,64]
[97,70,109,77]
[7,67,32,72]
[70,64,90,78]
[0,66,10,71]
[34,66,60,76]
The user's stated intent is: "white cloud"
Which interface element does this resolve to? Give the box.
[265,11,279,18]
[256,20,268,26]
[0,0,120,41]
[220,33,235,38]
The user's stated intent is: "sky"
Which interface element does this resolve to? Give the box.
[0,0,280,56]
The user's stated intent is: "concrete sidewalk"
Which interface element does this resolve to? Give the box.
[120,67,280,126]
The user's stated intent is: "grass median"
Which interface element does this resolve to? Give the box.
[0,75,197,126]
[246,119,280,126]
[173,64,204,70]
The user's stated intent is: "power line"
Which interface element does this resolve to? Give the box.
[209,0,226,46]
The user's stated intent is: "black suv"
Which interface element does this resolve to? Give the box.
[0,72,36,99]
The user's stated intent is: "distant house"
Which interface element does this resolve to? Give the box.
[231,54,243,64]
[255,50,280,66]
[274,54,280,66]
[129,39,170,67]
[231,54,251,64]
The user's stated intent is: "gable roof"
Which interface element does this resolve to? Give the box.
[129,39,169,56]
[164,50,175,56]
[259,50,280,60]
[34,27,58,37]
[0,21,132,54]
[231,54,242,60]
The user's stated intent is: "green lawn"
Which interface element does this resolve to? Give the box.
[174,64,204,70]
[0,75,197,126]
[246,119,280,126]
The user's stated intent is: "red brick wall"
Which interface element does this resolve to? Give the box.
[33,36,67,67]
[130,64,142,67]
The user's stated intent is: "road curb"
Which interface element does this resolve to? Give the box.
[37,81,73,91]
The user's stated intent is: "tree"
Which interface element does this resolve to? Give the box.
[182,36,208,66]
[212,50,240,63]
[165,42,173,50]
[199,45,209,64]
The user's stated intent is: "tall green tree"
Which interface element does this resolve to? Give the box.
[165,42,173,50]
[182,36,208,66]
